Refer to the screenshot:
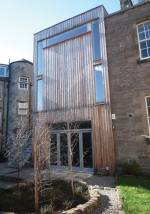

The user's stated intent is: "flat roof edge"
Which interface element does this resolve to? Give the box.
[34,5,107,36]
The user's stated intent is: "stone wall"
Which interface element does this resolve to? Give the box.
[7,60,33,142]
[105,2,150,174]
[0,79,8,151]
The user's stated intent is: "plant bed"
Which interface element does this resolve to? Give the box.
[0,179,90,213]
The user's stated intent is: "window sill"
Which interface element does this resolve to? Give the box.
[137,58,150,64]
[95,102,106,106]
[18,88,28,90]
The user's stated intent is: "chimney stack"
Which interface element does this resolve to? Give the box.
[120,0,133,10]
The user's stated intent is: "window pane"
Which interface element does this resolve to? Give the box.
[83,132,93,168]
[141,49,148,58]
[144,22,150,31]
[148,48,150,56]
[0,68,5,76]
[138,24,144,33]
[140,41,146,49]
[60,133,68,166]
[147,97,150,106]
[139,32,146,41]
[37,80,43,111]
[71,133,80,167]
[92,20,101,61]
[70,121,91,129]
[37,41,43,75]
[50,134,57,165]
[0,66,8,77]
[147,40,150,48]
[46,24,88,48]
[52,122,67,130]
[94,65,105,103]
[148,107,150,117]
[145,31,150,39]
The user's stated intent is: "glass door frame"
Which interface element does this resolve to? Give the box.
[49,128,93,170]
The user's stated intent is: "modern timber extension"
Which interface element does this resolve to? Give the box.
[33,5,115,173]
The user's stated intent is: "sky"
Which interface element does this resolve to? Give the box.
[0,0,138,64]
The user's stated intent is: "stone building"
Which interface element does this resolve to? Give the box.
[0,59,33,160]
[0,64,9,152]
[105,0,150,174]
[7,60,33,141]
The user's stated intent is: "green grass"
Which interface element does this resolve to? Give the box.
[118,176,150,214]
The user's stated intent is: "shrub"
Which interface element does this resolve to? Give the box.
[121,160,141,176]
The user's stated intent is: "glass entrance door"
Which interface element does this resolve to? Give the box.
[49,122,93,170]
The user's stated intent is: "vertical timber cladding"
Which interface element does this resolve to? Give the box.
[34,6,115,171]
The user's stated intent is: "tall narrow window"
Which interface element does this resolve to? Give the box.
[137,21,150,59]
[146,97,150,134]
[37,41,43,75]
[94,65,105,103]
[92,20,101,61]
[37,80,43,111]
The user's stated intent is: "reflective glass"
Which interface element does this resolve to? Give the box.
[92,20,101,61]
[138,24,144,33]
[139,32,146,41]
[138,22,150,59]
[144,22,150,31]
[94,65,105,103]
[60,133,68,166]
[37,79,43,111]
[147,40,150,48]
[148,48,150,56]
[148,107,150,117]
[46,24,88,48]
[0,66,9,77]
[71,133,80,167]
[145,31,150,39]
[0,68,5,76]
[141,49,148,58]
[140,41,146,49]
[83,132,93,168]
[50,134,57,165]
[37,41,43,75]
[147,97,150,107]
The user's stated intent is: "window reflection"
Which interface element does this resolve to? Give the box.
[94,65,105,103]
[138,21,150,59]
[92,20,101,61]
[45,24,88,48]
[37,41,43,75]
[37,79,43,111]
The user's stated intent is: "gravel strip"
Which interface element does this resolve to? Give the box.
[92,187,121,214]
